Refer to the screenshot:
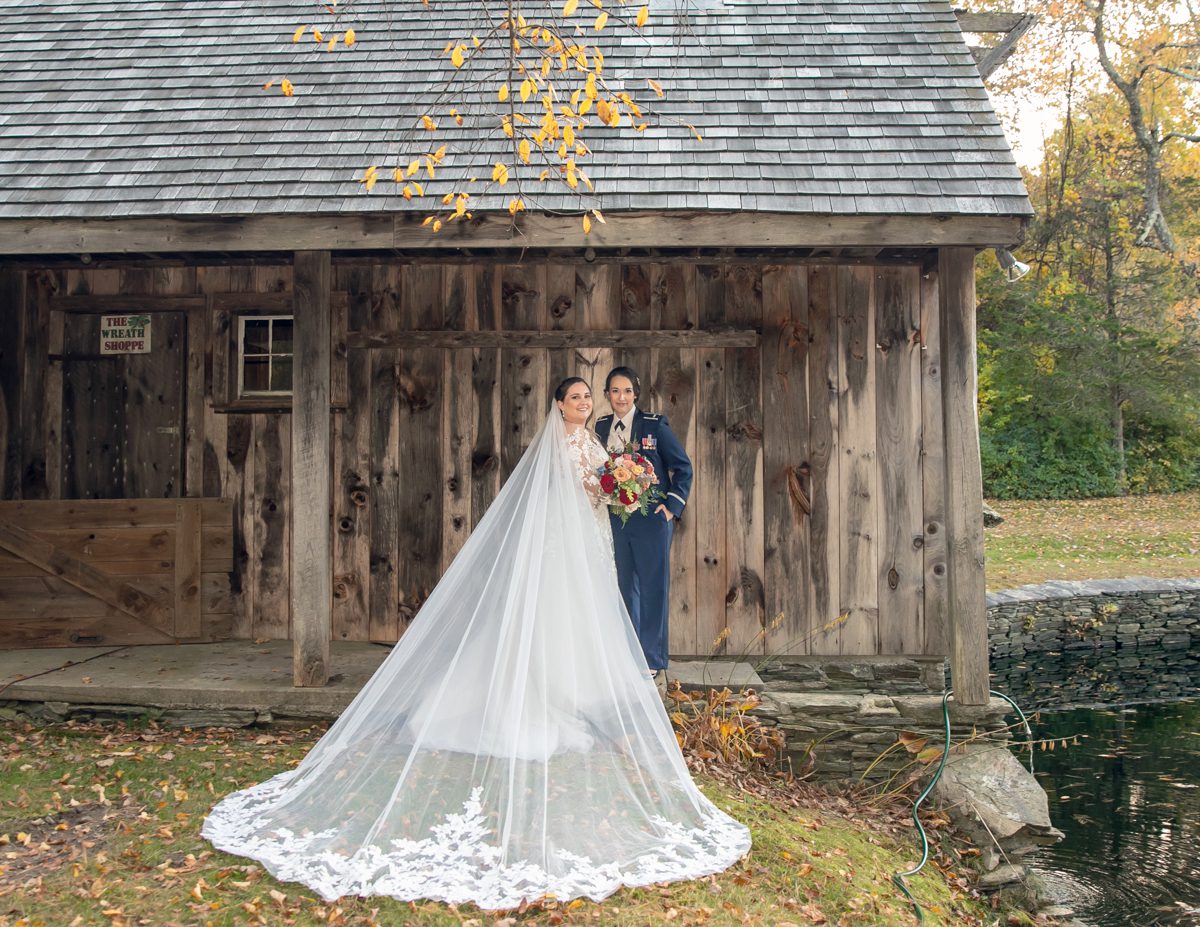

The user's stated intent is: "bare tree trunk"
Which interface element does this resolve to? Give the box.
[1111,386,1127,494]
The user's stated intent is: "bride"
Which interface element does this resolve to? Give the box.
[201,377,751,909]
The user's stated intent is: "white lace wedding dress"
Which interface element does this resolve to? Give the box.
[201,412,751,909]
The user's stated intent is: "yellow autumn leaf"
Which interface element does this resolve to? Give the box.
[508,198,526,215]
[426,156,436,178]
[472,34,481,47]
[648,78,664,98]
[313,28,323,42]
[539,169,550,181]
[498,83,510,103]
[432,219,443,232]
[280,79,295,97]
[596,99,611,123]
[292,25,307,43]
[441,192,454,205]
[566,159,578,188]
[583,214,592,234]
[262,79,276,90]
[520,79,533,103]
[636,5,648,26]
[518,138,532,164]
[402,185,413,199]
[451,45,465,67]
[421,115,437,131]
[422,216,434,226]
[579,97,593,116]
[594,11,608,29]
[564,124,575,147]
[562,0,579,15]
[454,195,467,217]
[344,28,356,46]
[412,181,425,196]
[541,57,552,77]
[492,162,510,185]
[326,36,337,51]
[392,168,404,182]
[432,144,447,161]
[592,208,606,224]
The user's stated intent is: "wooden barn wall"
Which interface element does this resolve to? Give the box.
[0,259,948,657]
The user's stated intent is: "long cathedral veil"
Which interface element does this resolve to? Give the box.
[202,411,750,908]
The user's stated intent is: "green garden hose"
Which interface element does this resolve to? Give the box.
[891,689,1034,922]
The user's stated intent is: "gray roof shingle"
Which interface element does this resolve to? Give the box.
[0,0,1033,220]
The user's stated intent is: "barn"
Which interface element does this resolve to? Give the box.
[0,0,1031,706]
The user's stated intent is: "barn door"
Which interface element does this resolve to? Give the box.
[59,312,186,498]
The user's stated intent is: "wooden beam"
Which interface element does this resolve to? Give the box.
[290,250,332,687]
[938,247,988,706]
[0,517,172,633]
[0,212,1029,255]
[346,329,760,350]
[48,294,206,312]
[954,10,1029,32]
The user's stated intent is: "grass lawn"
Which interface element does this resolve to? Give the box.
[984,490,1200,591]
[0,722,1014,927]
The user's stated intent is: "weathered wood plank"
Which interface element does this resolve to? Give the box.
[617,264,654,403]
[804,267,838,653]
[0,518,171,631]
[347,329,758,349]
[939,247,988,705]
[48,294,205,312]
[173,500,202,637]
[0,269,23,499]
[332,264,372,642]
[650,263,699,657]
[762,264,812,655]
[835,264,879,655]
[291,250,332,685]
[470,268,502,528]
[397,263,444,628]
[920,270,949,657]
[572,264,619,399]
[0,499,231,531]
[442,265,475,568]
[724,265,766,657]
[544,263,578,393]
[0,213,1028,254]
[122,311,185,497]
[20,272,51,499]
[184,307,206,497]
[252,413,291,640]
[224,413,254,638]
[875,266,924,655]
[500,264,550,482]
[693,263,727,656]
[45,309,65,498]
[368,265,402,642]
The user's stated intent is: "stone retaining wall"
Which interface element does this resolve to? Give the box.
[987,577,1199,707]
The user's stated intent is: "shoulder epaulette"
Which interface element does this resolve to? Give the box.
[642,413,660,420]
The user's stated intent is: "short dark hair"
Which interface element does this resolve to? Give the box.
[605,366,641,398]
[554,376,590,402]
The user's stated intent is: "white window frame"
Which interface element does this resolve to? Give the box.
[237,314,294,398]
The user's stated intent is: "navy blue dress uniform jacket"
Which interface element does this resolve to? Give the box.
[595,411,693,519]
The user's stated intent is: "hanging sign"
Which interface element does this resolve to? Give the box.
[99,314,152,354]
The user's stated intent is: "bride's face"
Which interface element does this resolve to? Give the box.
[557,383,593,425]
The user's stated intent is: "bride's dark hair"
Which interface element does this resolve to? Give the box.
[554,376,589,401]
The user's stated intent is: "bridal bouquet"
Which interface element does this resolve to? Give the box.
[598,449,663,524]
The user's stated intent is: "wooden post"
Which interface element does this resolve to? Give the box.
[938,247,989,706]
[292,250,332,687]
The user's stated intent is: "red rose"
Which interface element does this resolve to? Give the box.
[618,488,638,505]
[600,473,617,493]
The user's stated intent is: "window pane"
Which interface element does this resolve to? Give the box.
[243,355,270,393]
[270,357,293,392]
[271,318,294,356]
[243,319,270,355]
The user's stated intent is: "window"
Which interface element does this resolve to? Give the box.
[238,315,293,397]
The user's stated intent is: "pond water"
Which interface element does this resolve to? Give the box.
[1020,699,1199,926]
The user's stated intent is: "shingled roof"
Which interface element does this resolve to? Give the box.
[0,0,1032,221]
